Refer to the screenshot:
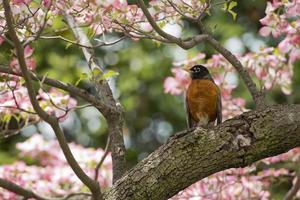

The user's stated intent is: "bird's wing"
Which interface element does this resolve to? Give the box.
[185,93,195,128]
[216,89,222,125]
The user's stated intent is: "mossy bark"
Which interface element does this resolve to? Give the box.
[104,105,300,200]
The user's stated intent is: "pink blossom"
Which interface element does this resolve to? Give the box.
[24,45,34,58]
[112,0,128,11]
[12,0,32,5]
[0,134,112,198]
[259,26,272,37]
[286,1,300,17]
[9,58,20,72]
[9,57,37,71]
[164,68,190,96]
[25,58,36,70]
[290,48,300,63]
[42,0,52,8]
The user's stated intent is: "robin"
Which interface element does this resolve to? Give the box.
[183,65,222,128]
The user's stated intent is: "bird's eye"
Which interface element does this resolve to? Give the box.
[195,67,201,72]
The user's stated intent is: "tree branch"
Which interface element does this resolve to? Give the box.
[0,66,112,115]
[40,35,126,49]
[0,178,47,200]
[63,12,127,182]
[95,135,111,180]
[137,0,266,108]
[137,0,208,49]
[0,178,92,200]
[284,165,300,200]
[2,1,102,199]
[105,105,300,200]
[205,36,265,108]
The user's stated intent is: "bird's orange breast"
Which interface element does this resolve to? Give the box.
[186,79,219,123]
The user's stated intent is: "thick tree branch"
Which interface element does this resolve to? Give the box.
[0,178,47,200]
[2,1,102,199]
[105,105,300,200]
[63,13,127,182]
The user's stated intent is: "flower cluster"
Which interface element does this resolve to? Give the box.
[0,76,77,135]
[0,0,212,43]
[10,45,36,72]
[259,0,300,63]
[0,134,112,199]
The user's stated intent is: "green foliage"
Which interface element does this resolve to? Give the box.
[223,1,238,20]
[75,73,88,86]
[98,70,119,81]
[0,151,16,165]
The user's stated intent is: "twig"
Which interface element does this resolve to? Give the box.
[284,167,300,200]
[95,134,111,181]
[283,146,300,200]
[137,0,209,49]
[40,35,126,49]
[62,192,92,200]
[166,0,197,22]
[0,178,92,200]
[24,3,51,45]
[2,1,103,199]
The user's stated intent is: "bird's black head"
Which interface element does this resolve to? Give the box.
[185,65,211,80]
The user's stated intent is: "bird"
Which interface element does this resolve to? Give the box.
[183,65,222,128]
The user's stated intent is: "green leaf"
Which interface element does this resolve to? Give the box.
[91,68,102,77]
[98,70,119,81]
[52,16,64,30]
[274,48,281,55]
[228,10,237,20]
[154,40,161,47]
[75,73,88,86]
[158,21,166,29]
[206,9,211,16]
[223,2,228,10]
[65,42,73,49]
[228,1,237,10]
[3,114,11,123]
[223,1,238,21]
[80,73,88,79]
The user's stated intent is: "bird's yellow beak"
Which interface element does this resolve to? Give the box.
[183,65,191,72]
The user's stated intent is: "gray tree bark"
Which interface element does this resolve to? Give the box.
[104,105,300,200]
